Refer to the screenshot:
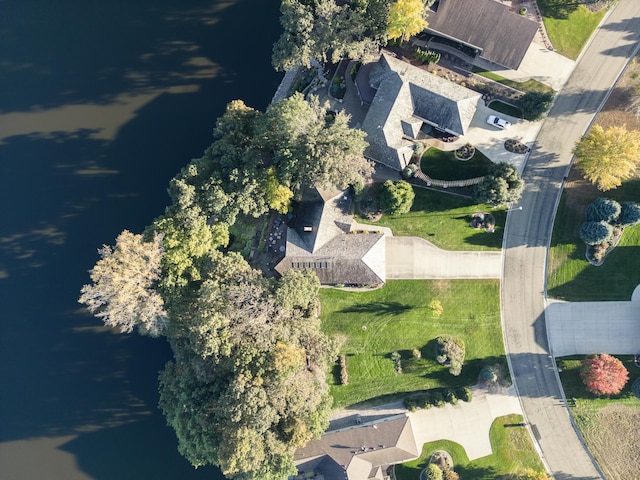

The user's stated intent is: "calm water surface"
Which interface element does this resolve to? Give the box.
[0,1,281,478]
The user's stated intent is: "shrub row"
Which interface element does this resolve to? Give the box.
[404,387,472,411]
[413,48,441,64]
[340,355,348,385]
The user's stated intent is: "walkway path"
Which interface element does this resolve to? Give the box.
[502,2,640,478]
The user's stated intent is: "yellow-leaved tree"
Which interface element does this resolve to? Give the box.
[573,124,640,191]
[387,0,428,42]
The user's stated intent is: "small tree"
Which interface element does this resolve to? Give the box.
[428,299,444,317]
[435,335,465,376]
[574,124,640,191]
[580,353,629,396]
[585,197,621,223]
[619,201,640,226]
[472,162,524,206]
[578,221,613,245]
[517,91,555,121]
[387,0,429,42]
[378,180,415,215]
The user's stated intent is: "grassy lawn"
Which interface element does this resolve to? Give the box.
[487,99,523,118]
[538,2,606,60]
[421,147,494,181]
[557,356,640,480]
[547,178,640,301]
[358,186,506,251]
[319,280,504,408]
[472,67,555,95]
[395,415,546,480]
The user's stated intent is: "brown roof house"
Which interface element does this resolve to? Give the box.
[275,186,386,286]
[293,415,419,480]
[425,0,539,70]
[360,53,481,171]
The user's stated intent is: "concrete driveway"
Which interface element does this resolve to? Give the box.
[546,298,640,357]
[386,237,502,279]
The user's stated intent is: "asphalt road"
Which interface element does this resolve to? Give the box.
[501,2,640,479]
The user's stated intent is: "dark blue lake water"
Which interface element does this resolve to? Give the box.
[0,1,282,478]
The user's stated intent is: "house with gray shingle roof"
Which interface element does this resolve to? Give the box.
[425,0,539,70]
[293,415,419,480]
[275,186,386,286]
[360,53,481,171]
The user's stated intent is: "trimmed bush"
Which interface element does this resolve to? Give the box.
[402,163,419,179]
[619,201,640,226]
[480,365,498,383]
[432,390,445,407]
[412,348,422,359]
[391,351,402,374]
[426,463,444,480]
[585,197,621,223]
[378,180,415,215]
[340,354,349,385]
[457,386,473,402]
[517,91,555,121]
[445,388,458,405]
[579,221,613,245]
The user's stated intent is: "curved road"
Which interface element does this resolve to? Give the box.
[502,2,640,479]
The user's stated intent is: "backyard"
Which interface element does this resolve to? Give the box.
[319,279,504,408]
[557,356,640,480]
[395,414,546,480]
[357,185,507,251]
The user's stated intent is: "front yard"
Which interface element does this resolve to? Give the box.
[319,279,504,408]
[357,186,506,251]
[395,414,546,480]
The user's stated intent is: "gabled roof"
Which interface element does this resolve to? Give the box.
[425,0,539,70]
[294,415,419,480]
[361,54,481,170]
[274,187,386,285]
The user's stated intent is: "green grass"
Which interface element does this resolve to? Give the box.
[487,99,523,118]
[358,187,506,251]
[319,280,504,408]
[472,67,555,95]
[539,3,606,60]
[557,356,640,479]
[547,179,640,301]
[420,147,494,180]
[395,415,546,480]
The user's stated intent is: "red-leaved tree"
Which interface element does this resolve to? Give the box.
[580,353,629,396]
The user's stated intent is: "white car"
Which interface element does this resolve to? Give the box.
[486,115,511,130]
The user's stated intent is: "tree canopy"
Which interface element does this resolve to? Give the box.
[79,93,365,478]
[574,124,640,191]
[272,0,388,71]
[580,353,629,396]
[472,162,524,206]
[79,230,167,337]
[378,179,415,214]
[386,0,429,42]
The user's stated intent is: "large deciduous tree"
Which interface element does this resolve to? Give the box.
[580,353,629,396]
[574,124,640,191]
[158,251,335,479]
[386,0,428,42]
[257,93,372,190]
[272,0,386,71]
[79,230,167,336]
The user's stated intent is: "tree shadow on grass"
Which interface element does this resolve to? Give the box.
[340,302,413,316]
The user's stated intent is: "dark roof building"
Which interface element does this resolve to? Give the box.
[294,415,419,480]
[425,0,539,70]
[360,53,481,170]
[275,186,386,285]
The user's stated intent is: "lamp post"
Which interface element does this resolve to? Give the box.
[507,205,523,213]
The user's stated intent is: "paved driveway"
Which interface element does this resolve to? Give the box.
[386,237,502,279]
[546,299,640,357]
